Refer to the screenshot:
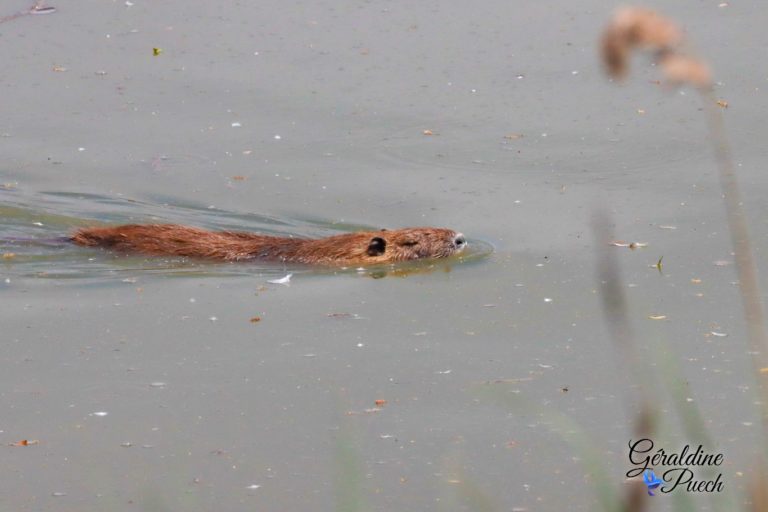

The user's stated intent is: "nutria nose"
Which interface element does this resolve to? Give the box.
[453,233,467,249]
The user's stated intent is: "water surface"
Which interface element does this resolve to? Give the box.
[2,1,767,511]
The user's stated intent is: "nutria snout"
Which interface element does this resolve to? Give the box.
[71,224,466,266]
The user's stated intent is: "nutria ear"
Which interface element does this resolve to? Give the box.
[366,237,387,256]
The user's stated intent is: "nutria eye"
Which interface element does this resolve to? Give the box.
[399,240,418,247]
[366,237,387,256]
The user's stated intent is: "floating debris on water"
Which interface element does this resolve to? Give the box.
[9,439,38,446]
[31,6,57,15]
[268,274,292,285]
[609,241,648,249]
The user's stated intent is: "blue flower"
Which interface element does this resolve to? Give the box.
[643,469,663,496]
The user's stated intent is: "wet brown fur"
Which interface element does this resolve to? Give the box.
[71,224,465,266]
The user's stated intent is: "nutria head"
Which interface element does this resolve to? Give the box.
[298,227,466,265]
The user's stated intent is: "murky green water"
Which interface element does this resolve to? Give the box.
[2,1,767,511]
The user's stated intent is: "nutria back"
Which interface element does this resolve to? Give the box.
[71,224,466,265]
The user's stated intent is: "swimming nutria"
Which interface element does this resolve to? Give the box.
[71,224,467,266]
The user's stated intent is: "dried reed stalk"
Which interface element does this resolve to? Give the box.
[601,6,710,89]
[600,3,768,486]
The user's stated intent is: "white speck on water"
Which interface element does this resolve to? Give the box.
[120,442,133,447]
[78,147,86,152]
[254,51,260,56]
[544,298,553,302]
[90,411,109,417]
[274,134,282,140]
[125,0,134,5]
[149,382,167,388]
[435,369,452,374]
[209,316,218,322]
[470,88,477,93]
[356,343,364,348]
[571,70,579,75]
[268,273,292,285]
[231,122,241,128]
[303,354,316,358]
[538,364,553,369]
[51,492,67,497]
[33,222,44,226]
[711,331,728,337]
[189,298,196,303]
[246,484,261,490]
